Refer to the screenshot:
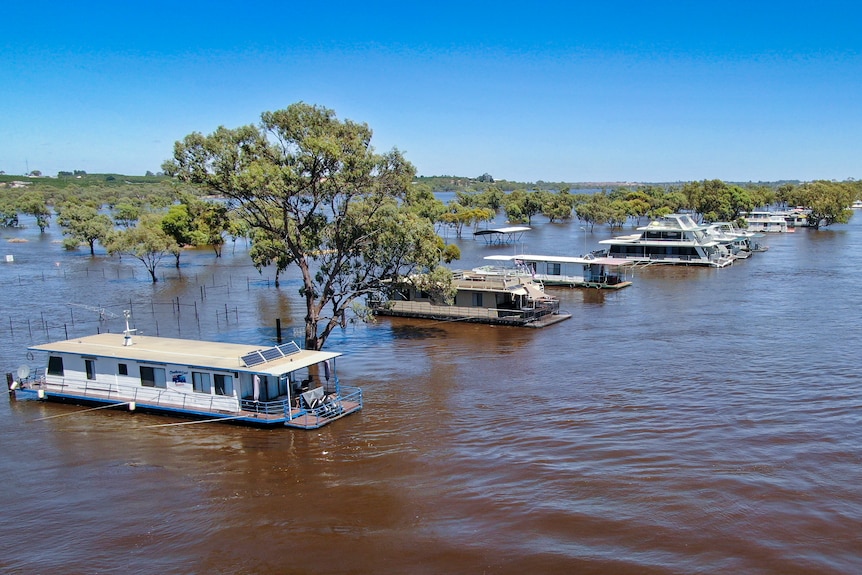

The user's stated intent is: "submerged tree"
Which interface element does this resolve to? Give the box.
[164,102,448,350]
[17,191,51,232]
[786,180,854,229]
[56,203,113,255]
[105,213,179,282]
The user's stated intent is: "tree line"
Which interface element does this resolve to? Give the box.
[435,179,860,232]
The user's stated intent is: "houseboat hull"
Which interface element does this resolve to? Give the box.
[12,384,362,429]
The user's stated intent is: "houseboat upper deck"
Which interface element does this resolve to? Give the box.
[11,332,362,429]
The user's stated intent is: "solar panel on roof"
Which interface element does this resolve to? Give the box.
[240,341,302,367]
[277,341,301,355]
[241,351,266,367]
[261,347,283,361]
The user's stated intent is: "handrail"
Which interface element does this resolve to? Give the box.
[34,376,240,412]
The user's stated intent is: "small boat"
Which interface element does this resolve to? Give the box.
[473,254,633,289]
[10,329,362,429]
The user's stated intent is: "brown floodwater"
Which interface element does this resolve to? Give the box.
[1,211,861,574]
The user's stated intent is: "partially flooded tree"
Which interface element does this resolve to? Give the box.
[105,213,179,282]
[164,102,448,350]
[786,180,854,229]
[56,203,113,255]
[17,191,51,232]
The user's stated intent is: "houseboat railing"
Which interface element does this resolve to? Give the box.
[239,385,363,419]
[27,374,241,413]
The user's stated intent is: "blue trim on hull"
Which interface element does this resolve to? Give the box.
[13,388,361,429]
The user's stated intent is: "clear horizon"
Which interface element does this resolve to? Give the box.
[2,1,860,183]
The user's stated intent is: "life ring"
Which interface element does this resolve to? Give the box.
[26,351,34,361]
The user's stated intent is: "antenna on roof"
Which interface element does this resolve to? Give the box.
[123,310,136,346]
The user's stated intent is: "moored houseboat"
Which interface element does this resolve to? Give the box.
[369,270,570,327]
[599,213,734,268]
[704,222,768,258]
[10,330,362,429]
[473,254,633,289]
[742,211,790,233]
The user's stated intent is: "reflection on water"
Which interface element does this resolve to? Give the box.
[2,215,862,574]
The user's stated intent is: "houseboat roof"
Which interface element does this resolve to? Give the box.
[473,226,531,244]
[474,226,531,236]
[637,213,704,230]
[29,333,340,377]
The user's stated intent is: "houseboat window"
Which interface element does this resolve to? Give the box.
[47,356,64,376]
[85,359,96,380]
[140,366,167,388]
[118,363,128,376]
[214,373,233,396]
[192,371,212,394]
[472,293,483,307]
[549,263,561,275]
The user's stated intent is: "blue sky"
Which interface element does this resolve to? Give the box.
[2,1,860,183]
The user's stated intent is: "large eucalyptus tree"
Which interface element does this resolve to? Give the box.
[163,102,446,350]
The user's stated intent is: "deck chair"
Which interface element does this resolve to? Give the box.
[300,387,326,410]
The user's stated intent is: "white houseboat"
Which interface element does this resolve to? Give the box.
[473,254,633,289]
[704,222,768,259]
[599,213,735,268]
[369,270,570,327]
[742,211,790,233]
[10,330,362,429]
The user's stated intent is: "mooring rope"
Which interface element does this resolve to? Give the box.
[30,402,133,422]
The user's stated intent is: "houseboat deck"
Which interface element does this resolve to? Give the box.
[375,300,571,327]
[15,377,363,429]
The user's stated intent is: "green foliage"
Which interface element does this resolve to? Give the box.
[407,266,458,304]
[541,190,575,222]
[574,192,611,230]
[785,180,854,228]
[56,203,113,255]
[164,102,448,350]
[16,191,51,232]
[503,189,545,224]
[105,214,179,282]
[113,202,141,228]
[405,182,447,221]
[438,204,495,237]
[0,196,19,227]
